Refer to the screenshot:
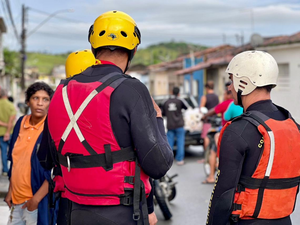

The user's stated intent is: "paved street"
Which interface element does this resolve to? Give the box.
[0,154,300,224]
[154,155,300,225]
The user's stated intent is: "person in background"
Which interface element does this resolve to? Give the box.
[207,51,300,225]
[0,88,16,176]
[65,49,97,78]
[162,87,188,165]
[44,49,97,225]
[4,82,54,225]
[201,82,234,184]
[199,81,219,159]
[224,100,244,122]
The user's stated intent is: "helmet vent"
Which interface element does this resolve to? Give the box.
[239,80,248,89]
[133,32,136,37]
[99,30,105,36]
[121,31,127,37]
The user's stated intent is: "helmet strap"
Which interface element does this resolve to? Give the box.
[237,89,243,108]
[124,48,136,73]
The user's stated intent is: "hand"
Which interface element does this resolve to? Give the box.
[3,132,10,142]
[22,197,39,212]
[4,192,12,208]
[148,212,158,225]
[0,120,7,127]
[151,97,162,118]
[201,114,207,121]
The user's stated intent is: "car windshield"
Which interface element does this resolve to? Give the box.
[154,95,198,109]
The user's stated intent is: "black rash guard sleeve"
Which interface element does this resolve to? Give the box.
[207,126,248,225]
[127,83,173,179]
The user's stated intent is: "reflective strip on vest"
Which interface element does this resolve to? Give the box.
[265,131,275,177]
[61,86,96,142]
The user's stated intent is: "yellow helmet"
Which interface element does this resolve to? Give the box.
[89,10,141,53]
[65,49,96,78]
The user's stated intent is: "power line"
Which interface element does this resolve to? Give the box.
[28,7,85,24]
[4,0,20,43]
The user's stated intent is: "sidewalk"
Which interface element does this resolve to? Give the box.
[0,159,9,199]
[0,174,8,198]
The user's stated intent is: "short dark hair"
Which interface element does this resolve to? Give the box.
[173,87,180,96]
[256,85,275,93]
[205,81,214,90]
[8,96,14,103]
[25,82,54,103]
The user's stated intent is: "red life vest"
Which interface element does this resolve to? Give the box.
[47,72,151,208]
[218,110,300,221]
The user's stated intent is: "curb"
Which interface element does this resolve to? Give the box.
[0,191,7,199]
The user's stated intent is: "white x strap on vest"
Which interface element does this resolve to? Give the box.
[61,86,98,143]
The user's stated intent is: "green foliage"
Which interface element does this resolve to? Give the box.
[131,42,207,66]
[3,48,21,77]
[26,52,68,75]
[10,42,206,76]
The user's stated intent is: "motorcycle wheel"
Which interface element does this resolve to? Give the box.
[168,186,177,202]
[154,180,172,220]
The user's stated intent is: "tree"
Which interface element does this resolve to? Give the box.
[4,48,21,78]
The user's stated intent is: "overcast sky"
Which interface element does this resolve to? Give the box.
[2,0,300,53]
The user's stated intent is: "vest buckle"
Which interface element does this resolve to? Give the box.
[67,156,71,172]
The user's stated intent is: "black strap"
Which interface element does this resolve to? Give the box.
[133,158,141,222]
[82,140,98,155]
[58,146,135,169]
[243,111,272,132]
[104,144,113,171]
[239,175,300,190]
[119,195,134,206]
[141,183,149,225]
[132,158,149,225]
[124,176,135,185]
[236,184,245,193]
[230,214,240,223]
[253,176,269,218]
[237,89,243,107]
[232,203,242,211]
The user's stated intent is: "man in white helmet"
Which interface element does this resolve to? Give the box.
[206,50,300,225]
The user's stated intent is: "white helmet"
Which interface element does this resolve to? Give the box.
[226,50,278,96]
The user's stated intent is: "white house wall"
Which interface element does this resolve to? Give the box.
[258,44,300,122]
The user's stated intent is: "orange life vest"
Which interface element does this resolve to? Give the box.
[218,110,300,221]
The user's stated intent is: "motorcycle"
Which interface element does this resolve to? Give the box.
[203,116,222,177]
[153,174,178,220]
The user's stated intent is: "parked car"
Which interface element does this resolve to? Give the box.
[153,95,204,155]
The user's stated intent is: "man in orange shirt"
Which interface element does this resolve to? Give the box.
[4,82,54,225]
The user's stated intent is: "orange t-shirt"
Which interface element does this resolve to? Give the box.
[11,115,46,204]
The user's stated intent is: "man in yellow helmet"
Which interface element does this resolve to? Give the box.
[39,10,173,225]
[65,49,96,78]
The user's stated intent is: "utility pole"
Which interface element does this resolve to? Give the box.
[20,4,27,91]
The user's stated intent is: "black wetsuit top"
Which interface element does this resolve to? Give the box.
[207,100,297,225]
[38,63,174,225]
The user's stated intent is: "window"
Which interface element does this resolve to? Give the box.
[277,63,290,91]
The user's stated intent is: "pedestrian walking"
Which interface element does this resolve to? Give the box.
[162,87,188,165]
